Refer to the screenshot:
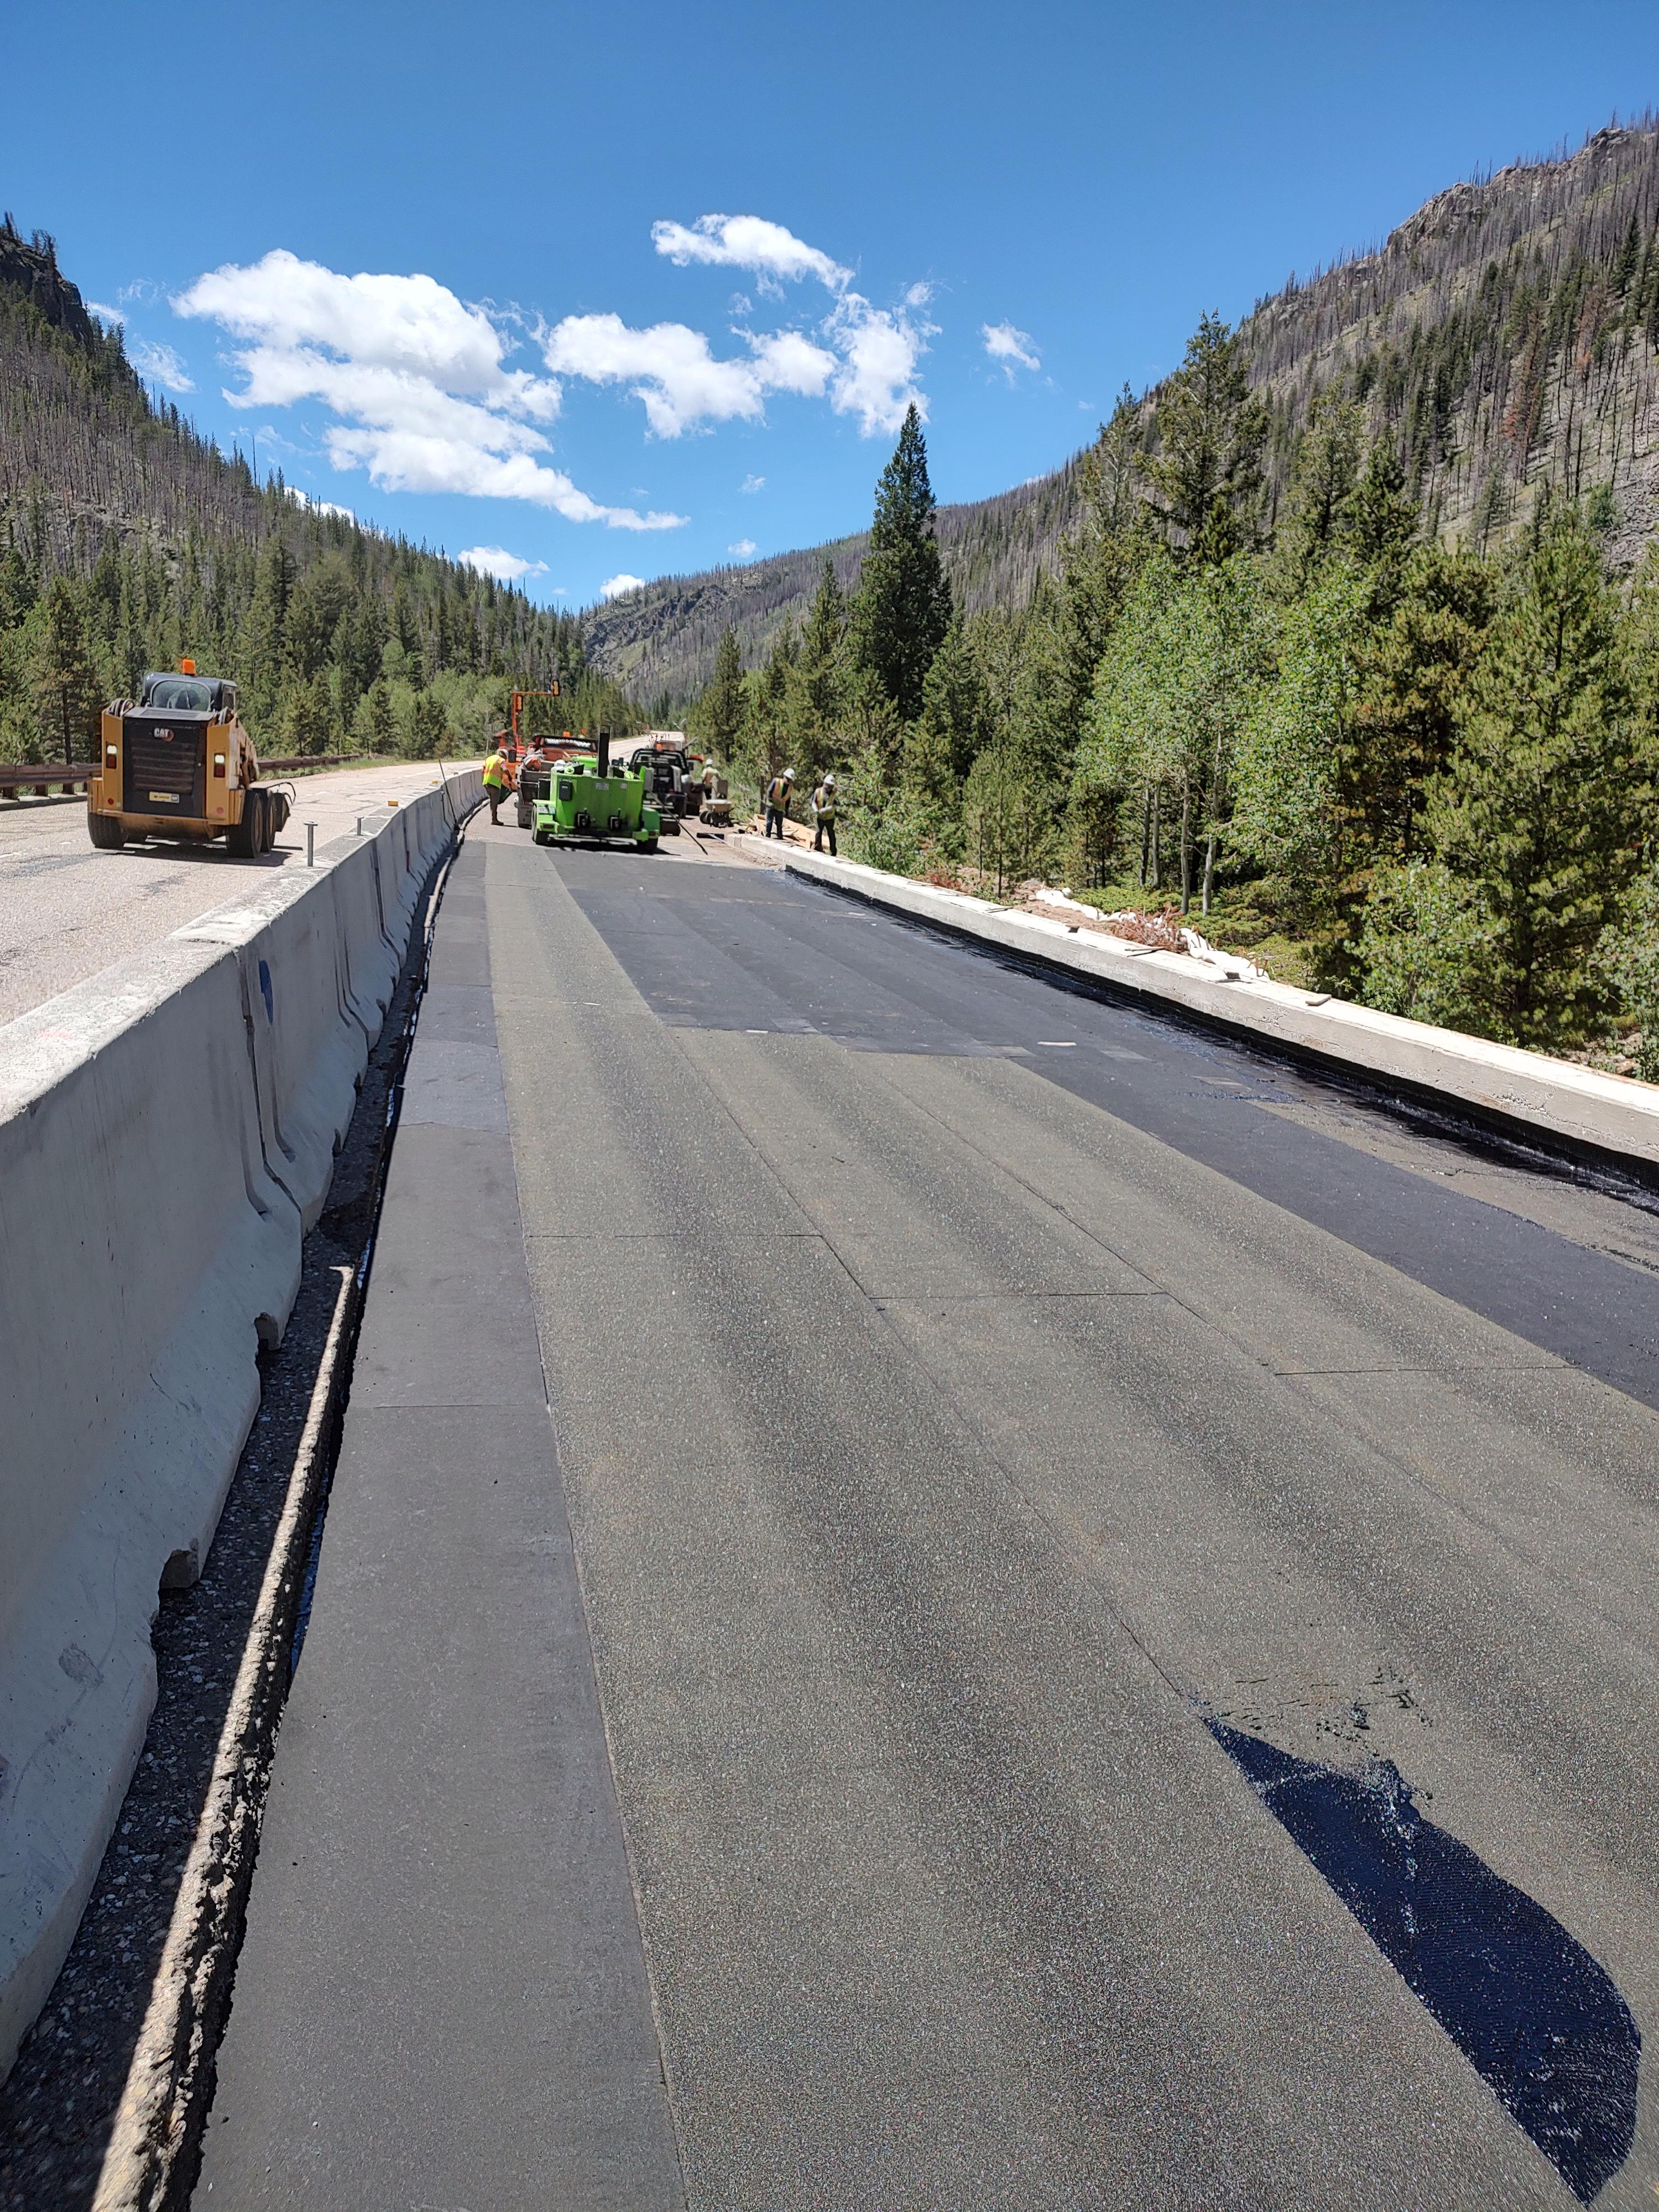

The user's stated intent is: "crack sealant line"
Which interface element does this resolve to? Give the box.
[87,805,478,2212]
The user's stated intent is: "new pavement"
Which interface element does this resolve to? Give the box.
[196,827,1659,2209]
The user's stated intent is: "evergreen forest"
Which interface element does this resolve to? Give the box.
[17,110,1659,1070]
[0,221,641,768]
[692,331,1659,1074]
[607,118,1659,711]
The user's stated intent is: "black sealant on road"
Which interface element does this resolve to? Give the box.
[1208,1721,1641,2205]
[567,863,1659,1413]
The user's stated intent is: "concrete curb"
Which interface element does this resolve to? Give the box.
[0,773,481,2080]
[89,1261,358,2212]
[751,837,1659,1177]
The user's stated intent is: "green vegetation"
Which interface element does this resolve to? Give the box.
[694,316,1659,1066]
[0,221,642,764]
[596,126,1659,712]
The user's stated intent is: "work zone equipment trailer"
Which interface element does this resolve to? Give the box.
[87,663,293,855]
[514,738,586,829]
[531,732,660,852]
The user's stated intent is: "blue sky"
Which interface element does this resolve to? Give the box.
[11,0,1659,609]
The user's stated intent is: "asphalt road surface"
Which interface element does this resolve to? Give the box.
[197,821,1659,2210]
[0,760,472,1029]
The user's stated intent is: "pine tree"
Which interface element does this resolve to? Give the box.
[743,623,798,785]
[696,624,747,759]
[0,529,35,629]
[1344,441,1418,573]
[241,536,295,728]
[30,576,102,763]
[356,677,398,755]
[853,404,952,721]
[283,668,335,756]
[911,621,995,799]
[1022,394,1159,774]
[1431,502,1647,1046]
[786,561,849,778]
[404,688,446,757]
[1276,395,1363,588]
[1142,314,1266,557]
[1343,544,1493,872]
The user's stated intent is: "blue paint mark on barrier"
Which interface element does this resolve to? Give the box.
[258,958,274,1024]
[1209,1721,1639,2202]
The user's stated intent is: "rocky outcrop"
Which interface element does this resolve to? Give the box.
[0,222,100,353]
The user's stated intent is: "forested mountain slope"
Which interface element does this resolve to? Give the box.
[1248,119,1659,559]
[0,220,629,761]
[587,458,1086,714]
[588,118,1659,708]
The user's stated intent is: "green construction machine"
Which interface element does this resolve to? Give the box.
[531,730,661,852]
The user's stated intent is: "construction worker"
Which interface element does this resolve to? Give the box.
[483,740,513,825]
[811,771,838,856]
[764,766,795,839]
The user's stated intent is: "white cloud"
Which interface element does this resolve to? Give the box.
[129,336,195,393]
[728,538,757,557]
[285,486,357,520]
[740,473,765,493]
[552,215,930,441]
[88,300,123,326]
[544,312,836,439]
[828,293,932,435]
[651,213,850,294]
[174,249,683,531]
[457,545,549,582]
[983,321,1041,379]
[599,573,648,599]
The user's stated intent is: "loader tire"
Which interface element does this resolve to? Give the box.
[87,806,124,850]
[226,791,261,857]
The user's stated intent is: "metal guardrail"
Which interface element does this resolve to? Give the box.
[1,755,362,795]
[0,761,98,794]
[0,752,471,796]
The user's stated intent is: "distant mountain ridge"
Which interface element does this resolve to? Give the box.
[0,220,614,763]
[583,458,1088,713]
[585,118,1659,709]
[0,219,580,696]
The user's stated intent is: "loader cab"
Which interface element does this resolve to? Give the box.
[138,672,237,717]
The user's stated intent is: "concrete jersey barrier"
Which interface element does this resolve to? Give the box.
[758,838,1659,1177]
[0,769,480,2078]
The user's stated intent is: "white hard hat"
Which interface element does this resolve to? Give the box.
[782,767,796,780]
[824,773,836,787]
